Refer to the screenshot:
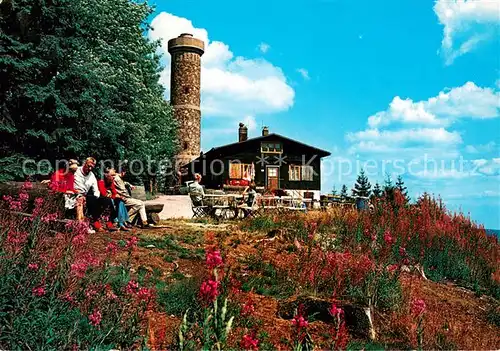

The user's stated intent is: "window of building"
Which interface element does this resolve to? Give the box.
[301,165,314,181]
[289,165,301,181]
[183,86,191,94]
[289,165,314,181]
[261,142,283,153]
[229,162,252,179]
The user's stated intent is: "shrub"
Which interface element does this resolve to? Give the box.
[0,185,150,349]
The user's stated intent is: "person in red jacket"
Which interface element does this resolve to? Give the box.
[98,168,130,231]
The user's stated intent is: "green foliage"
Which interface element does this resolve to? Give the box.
[340,184,348,199]
[395,176,410,203]
[352,169,372,198]
[157,278,201,317]
[0,0,176,183]
[372,182,382,198]
[244,216,278,232]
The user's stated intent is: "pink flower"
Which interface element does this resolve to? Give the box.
[137,287,153,302]
[291,314,309,329]
[206,249,224,269]
[32,285,46,297]
[19,192,29,203]
[383,230,394,245]
[199,279,220,303]
[241,300,255,316]
[41,213,59,224]
[126,236,138,250]
[240,334,259,350]
[399,246,407,257]
[125,280,139,295]
[89,309,102,327]
[34,197,44,207]
[328,303,344,318]
[22,181,33,191]
[105,241,119,254]
[71,234,86,246]
[71,261,88,278]
[85,287,98,299]
[28,263,39,271]
[411,299,426,316]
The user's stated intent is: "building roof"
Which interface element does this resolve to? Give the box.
[202,133,331,158]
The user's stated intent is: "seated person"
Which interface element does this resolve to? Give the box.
[43,159,84,220]
[240,182,257,207]
[98,168,131,231]
[74,157,117,232]
[114,167,152,228]
[188,173,205,206]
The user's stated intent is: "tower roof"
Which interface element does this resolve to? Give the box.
[168,33,205,56]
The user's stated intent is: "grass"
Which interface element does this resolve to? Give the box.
[156,278,201,317]
[138,234,204,260]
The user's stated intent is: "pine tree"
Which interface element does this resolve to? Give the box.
[331,186,337,196]
[340,184,348,199]
[372,182,382,198]
[383,173,394,197]
[395,175,410,203]
[352,169,372,198]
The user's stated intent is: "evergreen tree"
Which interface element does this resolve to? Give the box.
[383,173,394,197]
[395,175,410,203]
[0,0,176,182]
[331,185,337,196]
[340,184,348,199]
[352,169,372,198]
[372,182,382,198]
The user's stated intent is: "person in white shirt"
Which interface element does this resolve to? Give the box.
[74,157,117,232]
[188,173,205,206]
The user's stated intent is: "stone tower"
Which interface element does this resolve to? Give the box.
[168,33,205,168]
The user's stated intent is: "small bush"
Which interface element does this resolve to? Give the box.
[157,278,201,317]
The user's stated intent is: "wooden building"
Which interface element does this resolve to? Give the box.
[185,123,331,200]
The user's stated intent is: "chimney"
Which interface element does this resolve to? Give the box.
[238,122,248,142]
[262,126,269,137]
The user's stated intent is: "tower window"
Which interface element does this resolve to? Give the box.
[183,141,189,150]
[183,86,191,94]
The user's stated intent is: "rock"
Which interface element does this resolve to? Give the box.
[145,244,156,249]
[277,296,376,339]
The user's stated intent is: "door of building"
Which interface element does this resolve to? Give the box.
[266,166,279,190]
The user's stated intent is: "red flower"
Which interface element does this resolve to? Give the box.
[71,261,88,278]
[291,314,309,329]
[399,246,407,257]
[89,309,102,327]
[206,249,224,269]
[137,287,153,302]
[411,299,426,316]
[28,263,39,271]
[126,236,139,250]
[199,279,220,303]
[241,300,255,316]
[328,303,344,318]
[125,280,139,295]
[240,334,259,350]
[105,241,119,254]
[72,233,87,246]
[383,230,394,245]
[32,285,46,297]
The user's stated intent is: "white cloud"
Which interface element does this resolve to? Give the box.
[149,12,294,118]
[434,0,500,64]
[258,42,271,54]
[368,82,500,128]
[347,128,462,145]
[296,68,310,80]
[465,141,497,153]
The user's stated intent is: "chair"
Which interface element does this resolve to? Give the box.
[189,191,210,219]
[238,194,261,218]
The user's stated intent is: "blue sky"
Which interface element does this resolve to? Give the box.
[147,0,500,228]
